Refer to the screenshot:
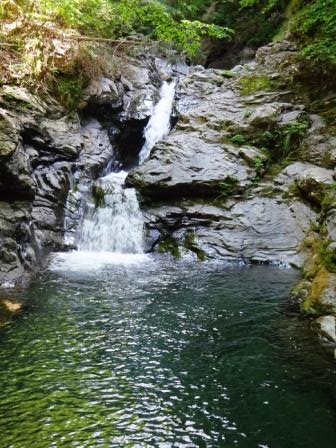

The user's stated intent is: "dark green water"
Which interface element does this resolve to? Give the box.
[0,255,336,448]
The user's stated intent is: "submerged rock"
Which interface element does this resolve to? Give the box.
[0,298,22,313]
[0,297,23,327]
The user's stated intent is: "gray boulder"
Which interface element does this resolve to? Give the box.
[127,133,258,198]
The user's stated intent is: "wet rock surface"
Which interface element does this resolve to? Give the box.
[0,94,77,284]
[144,197,316,266]
[127,47,332,269]
[312,315,336,346]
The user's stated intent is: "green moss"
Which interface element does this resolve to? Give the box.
[230,134,247,146]
[321,184,336,212]
[231,119,308,165]
[184,231,206,261]
[295,229,336,315]
[53,77,86,111]
[300,267,331,315]
[237,75,278,96]
[321,193,336,211]
[216,175,239,199]
[157,236,181,258]
[92,185,105,208]
[220,70,235,78]
[319,241,336,273]
[252,155,269,175]
[282,182,301,200]
[290,0,336,67]
[1,93,34,111]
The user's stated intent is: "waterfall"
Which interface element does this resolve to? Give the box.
[78,171,144,253]
[138,80,176,164]
[75,80,175,257]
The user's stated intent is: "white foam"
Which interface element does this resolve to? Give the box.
[1,281,15,289]
[78,170,144,254]
[49,251,150,272]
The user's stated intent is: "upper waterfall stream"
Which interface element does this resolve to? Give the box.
[139,80,176,164]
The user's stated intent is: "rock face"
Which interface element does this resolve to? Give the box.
[128,135,257,198]
[144,197,315,266]
[127,51,331,267]
[0,92,80,284]
[312,315,336,346]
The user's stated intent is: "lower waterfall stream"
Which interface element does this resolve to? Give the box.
[78,171,144,254]
[1,81,336,448]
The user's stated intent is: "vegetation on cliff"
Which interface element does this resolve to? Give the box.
[170,0,336,69]
[0,0,232,107]
[1,1,335,109]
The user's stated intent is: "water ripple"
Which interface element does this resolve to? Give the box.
[0,259,335,447]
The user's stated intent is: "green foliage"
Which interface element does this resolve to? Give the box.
[290,0,336,66]
[319,241,336,274]
[216,175,239,198]
[281,121,308,158]
[53,77,85,110]
[169,0,289,47]
[230,134,247,145]
[170,0,336,70]
[230,119,308,167]
[321,185,336,212]
[252,120,308,162]
[12,0,232,57]
[252,156,267,174]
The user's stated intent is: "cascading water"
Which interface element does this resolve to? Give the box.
[78,171,144,253]
[138,80,176,164]
[75,80,176,258]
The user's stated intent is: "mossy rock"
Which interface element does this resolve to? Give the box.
[236,75,279,96]
[0,86,46,114]
[92,185,105,208]
[184,231,206,261]
[320,241,336,273]
[300,267,336,316]
[215,175,240,199]
[0,119,20,157]
[157,236,181,258]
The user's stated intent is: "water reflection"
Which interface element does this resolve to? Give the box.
[0,257,335,447]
